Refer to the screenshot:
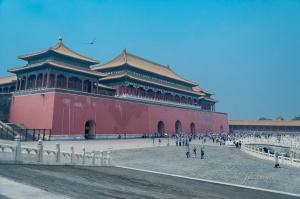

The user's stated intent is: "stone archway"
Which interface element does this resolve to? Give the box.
[190,122,196,134]
[157,121,165,137]
[84,120,96,139]
[175,120,182,134]
[220,125,224,133]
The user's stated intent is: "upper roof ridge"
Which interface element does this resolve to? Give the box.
[126,52,169,69]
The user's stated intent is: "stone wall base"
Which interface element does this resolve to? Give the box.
[49,134,143,141]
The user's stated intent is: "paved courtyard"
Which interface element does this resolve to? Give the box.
[1,138,300,198]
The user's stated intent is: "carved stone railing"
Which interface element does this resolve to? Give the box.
[240,137,300,168]
[241,144,300,168]
[0,136,114,166]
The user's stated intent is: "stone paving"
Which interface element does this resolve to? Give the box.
[1,138,300,195]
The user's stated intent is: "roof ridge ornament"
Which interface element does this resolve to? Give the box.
[166,64,170,68]
[123,48,127,63]
[58,36,62,43]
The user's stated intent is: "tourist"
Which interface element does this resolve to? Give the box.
[193,147,197,158]
[182,138,185,146]
[201,148,204,159]
[159,138,161,145]
[167,138,170,146]
[176,139,178,146]
[186,146,190,158]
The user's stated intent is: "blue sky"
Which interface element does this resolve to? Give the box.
[0,0,299,120]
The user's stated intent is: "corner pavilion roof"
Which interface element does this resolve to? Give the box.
[18,37,99,64]
[0,75,17,85]
[91,49,198,86]
[192,86,214,95]
[229,120,300,127]
[8,60,106,77]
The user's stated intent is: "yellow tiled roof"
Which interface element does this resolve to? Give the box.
[99,73,205,97]
[18,37,99,64]
[192,86,214,95]
[198,96,219,103]
[0,75,17,85]
[229,120,300,127]
[8,60,107,77]
[92,50,198,86]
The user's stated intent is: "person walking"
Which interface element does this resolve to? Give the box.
[193,147,197,158]
[201,148,205,159]
[186,146,190,158]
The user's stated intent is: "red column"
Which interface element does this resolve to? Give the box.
[81,79,84,92]
[19,78,22,91]
[66,76,69,89]
[91,82,94,93]
[25,75,28,90]
[15,78,18,91]
[34,74,37,88]
[54,73,57,88]
[96,83,99,94]
[46,71,50,88]
[135,87,138,96]
[42,73,45,87]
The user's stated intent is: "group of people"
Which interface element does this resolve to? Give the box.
[186,146,205,159]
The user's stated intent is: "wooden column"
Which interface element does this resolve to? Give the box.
[42,73,45,87]
[91,82,94,93]
[81,79,84,92]
[25,75,28,90]
[15,78,18,91]
[34,74,37,88]
[46,71,50,88]
[96,83,99,94]
[66,76,69,89]
[19,78,22,91]
[54,73,57,88]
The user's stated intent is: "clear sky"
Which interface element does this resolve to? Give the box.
[0,0,299,120]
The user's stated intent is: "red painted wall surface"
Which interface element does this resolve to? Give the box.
[9,93,55,129]
[9,92,229,135]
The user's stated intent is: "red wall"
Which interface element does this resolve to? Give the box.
[9,93,55,129]
[9,92,229,135]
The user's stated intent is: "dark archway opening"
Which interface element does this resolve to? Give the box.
[175,120,182,134]
[220,125,224,133]
[190,122,196,135]
[84,120,96,139]
[157,121,165,137]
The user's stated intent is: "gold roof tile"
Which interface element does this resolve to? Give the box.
[92,50,198,86]
[18,37,99,64]
[8,60,106,77]
[0,75,17,85]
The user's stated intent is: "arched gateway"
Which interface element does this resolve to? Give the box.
[175,120,182,133]
[157,121,165,137]
[190,122,196,134]
[85,120,96,139]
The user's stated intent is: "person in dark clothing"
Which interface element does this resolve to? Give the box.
[201,148,204,159]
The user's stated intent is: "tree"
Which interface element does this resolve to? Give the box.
[258,117,272,120]
[276,116,284,121]
[292,114,300,121]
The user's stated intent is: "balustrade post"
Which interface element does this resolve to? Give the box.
[82,147,86,164]
[281,153,284,164]
[70,145,74,164]
[56,143,60,163]
[107,151,110,166]
[268,150,270,160]
[92,149,95,165]
[100,151,103,166]
[14,135,21,162]
[37,138,43,162]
